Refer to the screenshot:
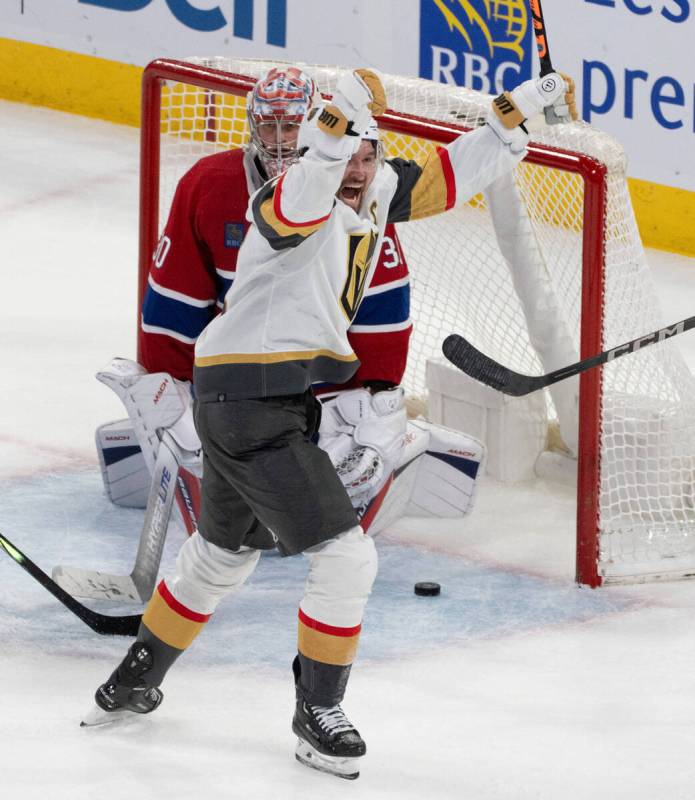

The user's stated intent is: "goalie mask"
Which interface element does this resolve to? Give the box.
[247,67,319,178]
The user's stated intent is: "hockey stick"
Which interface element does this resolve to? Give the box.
[52,431,189,603]
[173,464,201,537]
[528,0,566,125]
[529,0,553,76]
[0,532,141,636]
[442,316,693,397]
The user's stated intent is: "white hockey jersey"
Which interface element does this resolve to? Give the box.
[193,120,527,400]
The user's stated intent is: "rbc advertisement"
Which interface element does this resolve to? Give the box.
[0,0,693,190]
[419,0,534,93]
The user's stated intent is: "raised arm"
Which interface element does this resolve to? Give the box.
[386,72,576,223]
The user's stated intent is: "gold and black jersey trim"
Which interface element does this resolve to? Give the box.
[193,349,360,400]
[252,173,334,251]
[195,349,358,368]
[387,147,456,223]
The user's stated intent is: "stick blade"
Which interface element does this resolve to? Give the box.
[442,334,538,397]
[1,531,141,637]
[52,565,144,604]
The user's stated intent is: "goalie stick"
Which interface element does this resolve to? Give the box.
[442,316,693,397]
[0,532,140,636]
[52,431,192,603]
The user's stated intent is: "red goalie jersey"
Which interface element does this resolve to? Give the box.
[139,147,412,390]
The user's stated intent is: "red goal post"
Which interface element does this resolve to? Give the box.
[138,57,695,588]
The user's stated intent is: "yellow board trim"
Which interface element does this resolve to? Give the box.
[195,349,358,368]
[0,37,142,126]
[629,178,695,257]
[2,38,694,257]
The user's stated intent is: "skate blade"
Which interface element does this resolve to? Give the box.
[81,705,138,728]
[294,738,360,780]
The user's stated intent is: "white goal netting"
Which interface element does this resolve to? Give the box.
[144,57,695,584]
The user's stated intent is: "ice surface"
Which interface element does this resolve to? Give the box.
[3,100,695,799]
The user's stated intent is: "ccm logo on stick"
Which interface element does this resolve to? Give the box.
[606,321,686,361]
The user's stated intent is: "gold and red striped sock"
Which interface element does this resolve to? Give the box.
[297,608,361,667]
[141,580,212,651]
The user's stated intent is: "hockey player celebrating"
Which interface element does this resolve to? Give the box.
[137,65,414,524]
[139,66,412,392]
[83,67,576,779]
[86,65,486,593]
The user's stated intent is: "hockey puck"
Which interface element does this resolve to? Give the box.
[414,581,441,596]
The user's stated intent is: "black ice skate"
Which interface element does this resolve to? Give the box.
[292,698,366,780]
[81,642,163,727]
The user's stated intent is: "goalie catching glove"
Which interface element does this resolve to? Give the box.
[318,387,407,515]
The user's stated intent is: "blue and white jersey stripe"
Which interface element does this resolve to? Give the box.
[140,319,198,344]
[351,277,411,330]
[214,267,235,309]
[142,275,216,342]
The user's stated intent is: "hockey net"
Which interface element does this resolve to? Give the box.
[139,57,695,586]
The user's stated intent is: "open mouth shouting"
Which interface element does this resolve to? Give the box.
[336,140,378,212]
[338,182,366,211]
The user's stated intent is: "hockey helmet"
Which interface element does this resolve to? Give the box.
[359,117,384,164]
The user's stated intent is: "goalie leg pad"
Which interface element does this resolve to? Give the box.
[96,357,197,475]
[365,418,430,535]
[95,419,149,509]
[366,419,485,534]
[404,420,485,518]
